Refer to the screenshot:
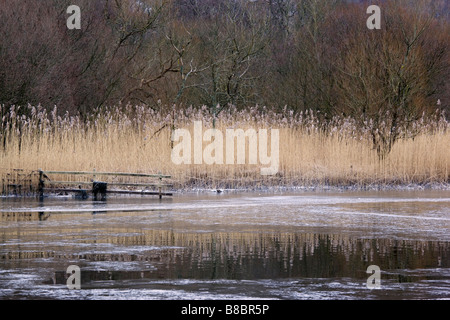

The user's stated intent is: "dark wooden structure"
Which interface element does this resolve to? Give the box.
[38,169,172,200]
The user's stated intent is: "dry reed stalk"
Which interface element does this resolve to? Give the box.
[1,104,449,191]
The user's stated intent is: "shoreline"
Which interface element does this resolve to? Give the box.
[2,181,449,199]
[174,181,450,195]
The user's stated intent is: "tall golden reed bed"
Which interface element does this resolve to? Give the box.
[1,104,449,190]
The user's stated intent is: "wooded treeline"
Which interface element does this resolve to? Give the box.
[1,0,448,120]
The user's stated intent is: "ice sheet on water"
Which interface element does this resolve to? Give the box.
[1,191,449,300]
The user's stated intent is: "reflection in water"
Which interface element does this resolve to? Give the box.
[1,228,448,282]
[0,191,449,299]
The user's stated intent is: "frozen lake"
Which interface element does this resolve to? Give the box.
[0,190,449,300]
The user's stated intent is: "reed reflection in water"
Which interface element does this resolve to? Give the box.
[0,192,449,299]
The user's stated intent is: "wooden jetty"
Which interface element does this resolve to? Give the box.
[38,169,173,200]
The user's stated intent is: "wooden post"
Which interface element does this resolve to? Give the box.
[158,173,162,199]
[38,169,44,200]
[92,181,97,200]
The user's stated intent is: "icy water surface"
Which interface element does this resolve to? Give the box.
[0,190,449,300]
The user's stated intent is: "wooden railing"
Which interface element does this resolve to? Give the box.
[38,169,172,200]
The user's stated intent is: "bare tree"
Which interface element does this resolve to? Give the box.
[0,0,169,115]
[164,0,273,122]
[333,0,449,158]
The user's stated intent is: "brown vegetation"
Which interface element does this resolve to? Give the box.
[1,105,448,190]
[1,1,448,114]
[1,0,449,189]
